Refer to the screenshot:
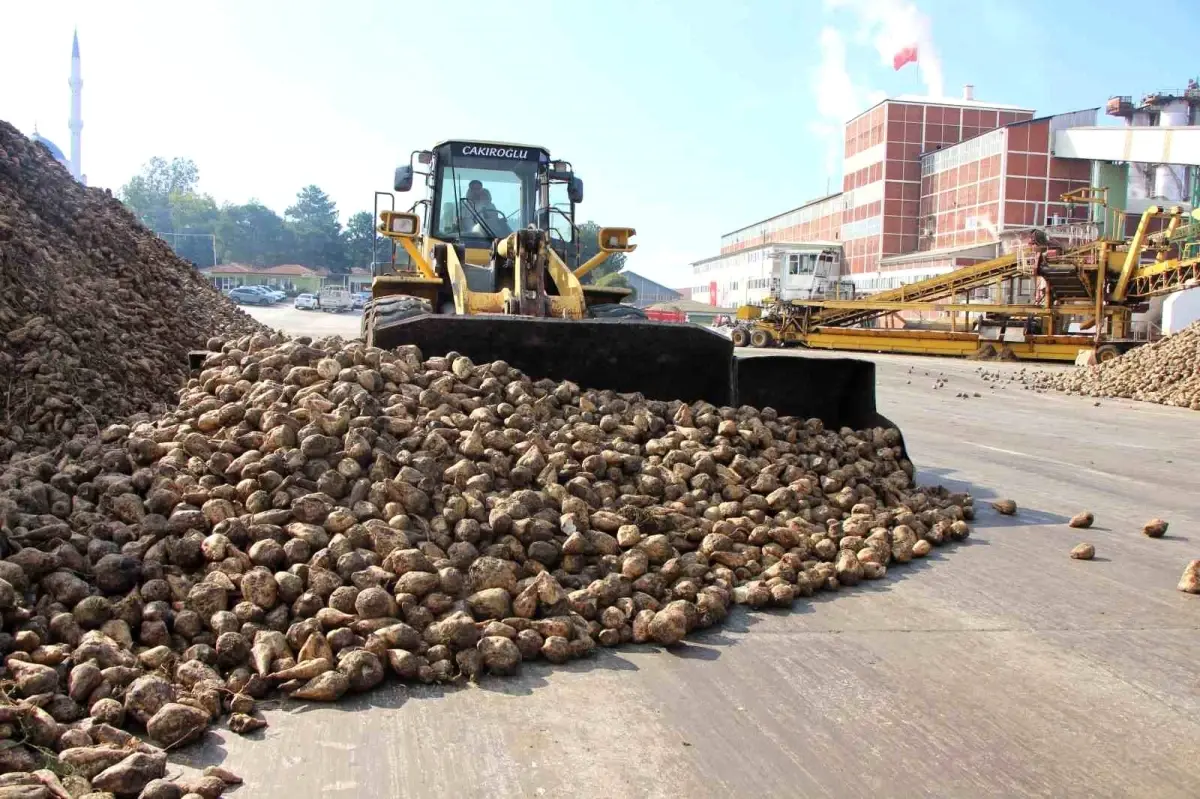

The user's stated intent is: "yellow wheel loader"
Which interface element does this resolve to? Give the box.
[362,139,905,452]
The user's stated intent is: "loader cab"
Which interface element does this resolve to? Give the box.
[426,141,556,254]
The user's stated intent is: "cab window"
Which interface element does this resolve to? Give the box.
[434,159,537,240]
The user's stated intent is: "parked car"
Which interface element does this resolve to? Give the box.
[294,293,319,310]
[318,287,353,313]
[243,285,284,303]
[352,292,369,309]
[228,286,271,305]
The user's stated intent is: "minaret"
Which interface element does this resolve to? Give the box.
[68,30,84,184]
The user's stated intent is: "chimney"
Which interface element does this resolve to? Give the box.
[963,84,975,101]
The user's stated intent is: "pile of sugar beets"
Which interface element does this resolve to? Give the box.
[0,119,266,465]
[1020,320,1200,410]
[0,333,973,797]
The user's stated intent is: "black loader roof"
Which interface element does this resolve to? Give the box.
[435,140,551,162]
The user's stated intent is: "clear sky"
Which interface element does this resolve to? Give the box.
[3,0,1198,287]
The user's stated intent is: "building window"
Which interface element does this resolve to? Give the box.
[787,253,818,275]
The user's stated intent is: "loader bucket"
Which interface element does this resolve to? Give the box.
[372,315,734,405]
[370,315,906,459]
[734,355,906,456]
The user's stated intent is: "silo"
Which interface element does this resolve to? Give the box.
[1154,100,1190,201]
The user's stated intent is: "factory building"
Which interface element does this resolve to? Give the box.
[688,240,846,309]
[719,193,842,255]
[1104,84,1200,223]
[917,110,1097,251]
[839,89,1034,277]
[689,82,1200,310]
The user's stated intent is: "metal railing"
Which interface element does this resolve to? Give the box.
[1130,320,1162,341]
[1044,221,1102,250]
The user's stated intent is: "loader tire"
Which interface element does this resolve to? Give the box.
[587,303,647,320]
[749,328,773,348]
[730,327,750,348]
[361,295,432,346]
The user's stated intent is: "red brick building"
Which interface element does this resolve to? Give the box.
[840,94,1035,276]
[720,193,842,255]
[694,89,1104,299]
[914,110,1095,256]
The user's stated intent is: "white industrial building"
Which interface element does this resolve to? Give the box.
[687,240,851,309]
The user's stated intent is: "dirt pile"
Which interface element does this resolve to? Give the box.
[0,334,972,794]
[0,120,266,463]
[1018,323,1200,409]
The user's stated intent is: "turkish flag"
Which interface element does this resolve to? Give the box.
[893,45,918,71]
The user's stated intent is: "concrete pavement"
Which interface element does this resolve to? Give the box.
[242,304,362,338]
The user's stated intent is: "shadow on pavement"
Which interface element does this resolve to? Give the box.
[918,466,1071,527]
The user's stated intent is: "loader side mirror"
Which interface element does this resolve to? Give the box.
[394,166,414,192]
[568,177,584,204]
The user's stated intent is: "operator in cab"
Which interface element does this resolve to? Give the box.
[458,181,512,238]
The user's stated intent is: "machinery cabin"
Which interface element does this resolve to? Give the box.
[371,139,637,319]
[771,246,855,301]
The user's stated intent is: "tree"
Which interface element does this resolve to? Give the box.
[120,157,218,265]
[116,161,378,271]
[215,202,294,266]
[573,220,627,283]
[286,185,347,272]
[595,270,637,302]
[120,157,200,231]
[167,191,220,266]
[343,210,380,269]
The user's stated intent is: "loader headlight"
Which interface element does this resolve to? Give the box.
[597,227,637,253]
[379,211,420,238]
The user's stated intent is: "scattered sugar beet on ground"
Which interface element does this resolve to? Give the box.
[1015,322,1200,409]
[0,120,267,464]
[0,332,974,796]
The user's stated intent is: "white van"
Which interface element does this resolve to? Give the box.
[318,287,353,313]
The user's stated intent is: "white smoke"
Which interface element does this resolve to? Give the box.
[809,0,943,177]
[826,0,944,98]
[810,27,886,174]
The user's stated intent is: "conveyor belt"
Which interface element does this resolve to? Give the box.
[806,252,1025,328]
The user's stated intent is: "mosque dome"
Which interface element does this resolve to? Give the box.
[32,133,68,165]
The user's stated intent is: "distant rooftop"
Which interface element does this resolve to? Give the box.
[647,298,737,315]
[720,192,843,240]
[850,94,1034,123]
[693,239,842,268]
[890,94,1033,111]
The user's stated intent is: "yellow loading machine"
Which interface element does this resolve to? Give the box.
[361,139,907,441]
[733,200,1200,362]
